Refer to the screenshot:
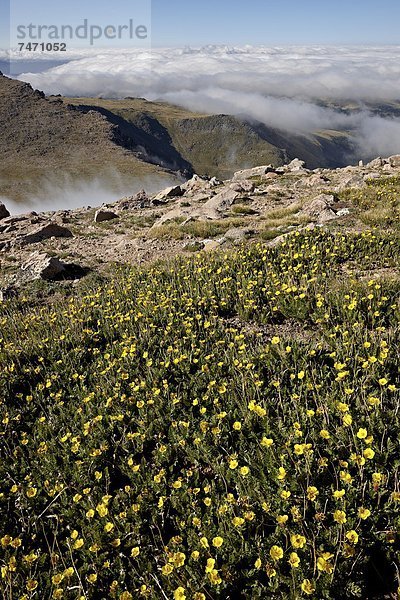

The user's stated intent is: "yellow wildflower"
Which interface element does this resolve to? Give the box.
[269,545,284,561]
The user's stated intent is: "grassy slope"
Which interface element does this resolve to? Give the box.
[63,97,361,176]
[0,229,399,599]
[63,97,286,179]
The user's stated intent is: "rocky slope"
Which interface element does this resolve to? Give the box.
[0,74,175,202]
[1,154,399,299]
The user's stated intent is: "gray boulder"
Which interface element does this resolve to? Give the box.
[201,188,241,213]
[153,185,183,201]
[152,206,192,228]
[224,227,254,243]
[230,180,256,193]
[19,223,73,245]
[19,252,67,281]
[388,155,400,168]
[232,165,275,181]
[301,194,338,223]
[366,157,385,169]
[382,164,396,173]
[303,174,330,187]
[335,174,366,192]
[94,210,118,223]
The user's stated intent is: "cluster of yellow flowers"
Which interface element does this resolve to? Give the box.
[0,229,399,598]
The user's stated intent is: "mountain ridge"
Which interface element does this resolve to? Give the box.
[0,73,175,202]
[1,73,361,204]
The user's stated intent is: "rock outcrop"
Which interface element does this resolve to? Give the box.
[117,189,150,210]
[0,202,10,220]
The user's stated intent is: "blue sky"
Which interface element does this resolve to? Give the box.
[152,0,400,46]
[1,0,399,49]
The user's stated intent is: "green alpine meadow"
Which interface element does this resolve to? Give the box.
[1,228,399,599]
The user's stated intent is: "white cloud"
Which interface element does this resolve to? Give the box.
[1,171,177,215]
[9,45,400,160]
[13,45,400,100]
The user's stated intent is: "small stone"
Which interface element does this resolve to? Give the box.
[183,241,205,252]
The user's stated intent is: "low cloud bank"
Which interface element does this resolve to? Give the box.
[1,172,177,215]
[13,45,400,162]
[12,45,400,101]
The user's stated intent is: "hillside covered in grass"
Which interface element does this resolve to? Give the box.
[0,229,399,599]
[63,96,355,180]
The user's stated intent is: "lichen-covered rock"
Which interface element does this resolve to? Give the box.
[19,252,67,281]
[301,194,338,222]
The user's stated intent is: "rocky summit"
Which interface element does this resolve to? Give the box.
[1,155,399,296]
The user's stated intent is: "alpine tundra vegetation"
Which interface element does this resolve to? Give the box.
[1,203,399,598]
